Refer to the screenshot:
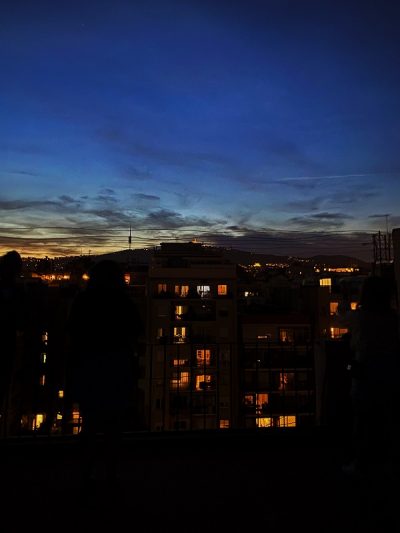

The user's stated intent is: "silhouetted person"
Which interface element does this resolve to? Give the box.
[0,251,24,437]
[346,275,400,477]
[66,259,142,483]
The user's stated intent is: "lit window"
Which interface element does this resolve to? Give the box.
[175,285,189,297]
[124,273,131,285]
[320,278,332,292]
[156,327,165,339]
[244,394,254,406]
[32,414,45,431]
[173,327,187,343]
[330,327,349,339]
[195,374,213,391]
[218,284,227,296]
[40,352,47,364]
[256,417,273,428]
[42,332,48,344]
[330,302,339,315]
[172,359,188,366]
[279,328,294,343]
[175,305,188,320]
[40,375,46,386]
[219,419,230,429]
[196,349,211,366]
[56,412,63,420]
[82,273,90,281]
[72,407,82,430]
[157,283,167,294]
[350,302,358,310]
[255,393,269,412]
[278,415,296,427]
[279,373,294,391]
[170,371,190,390]
[58,390,64,398]
[197,285,211,298]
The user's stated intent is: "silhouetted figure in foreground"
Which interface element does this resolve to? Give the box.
[0,251,24,437]
[346,275,400,477]
[67,260,141,484]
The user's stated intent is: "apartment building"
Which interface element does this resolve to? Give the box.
[146,242,238,431]
[240,312,315,428]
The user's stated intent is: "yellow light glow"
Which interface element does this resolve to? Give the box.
[32,413,45,430]
[330,302,339,315]
[218,284,227,295]
[82,273,90,281]
[58,390,64,398]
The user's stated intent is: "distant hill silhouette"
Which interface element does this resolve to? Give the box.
[89,247,371,270]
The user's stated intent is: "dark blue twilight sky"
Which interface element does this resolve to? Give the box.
[1,0,400,259]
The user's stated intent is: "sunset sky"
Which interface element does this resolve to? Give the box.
[1,0,400,260]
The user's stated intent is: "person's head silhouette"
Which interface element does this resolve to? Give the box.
[0,250,23,283]
[87,260,125,291]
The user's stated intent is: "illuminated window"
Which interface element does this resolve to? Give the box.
[257,334,271,340]
[32,414,45,431]
[72,407,82,431]
[58,390,64,398]
[40,375,46,386]
[279,328,294,343]
[330,327,349,339]
[195,374,213,391]
[256,417,273,428]
[219,419,230,429]
[244,393,269,412]
[172,359,188,366]
[56,412,63,420]
[175,305,188,320]
[256,393,269,412]
[40,352,47,364]
[196,349,211,366]
[279,372,295,391]
[320,278,332,292]
[330,302,339,315]
[82,273,90,281]
[350,301,358,310]
[197,285,211,298]
[124,273,131,285]
[217,284,227,296]
[278,415,296,427]
[42,332,48,344]
[156,327,165,339]
[173,326,187,343]
[175,285,189,297]
[157,283,167,294]
[170,371,190,390]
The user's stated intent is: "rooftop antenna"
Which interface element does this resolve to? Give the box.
[128,224,132,266]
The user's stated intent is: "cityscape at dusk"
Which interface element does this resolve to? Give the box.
[1,2,400,530]
[2,0,400,260]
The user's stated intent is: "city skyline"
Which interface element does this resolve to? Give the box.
[1,0,400,260]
